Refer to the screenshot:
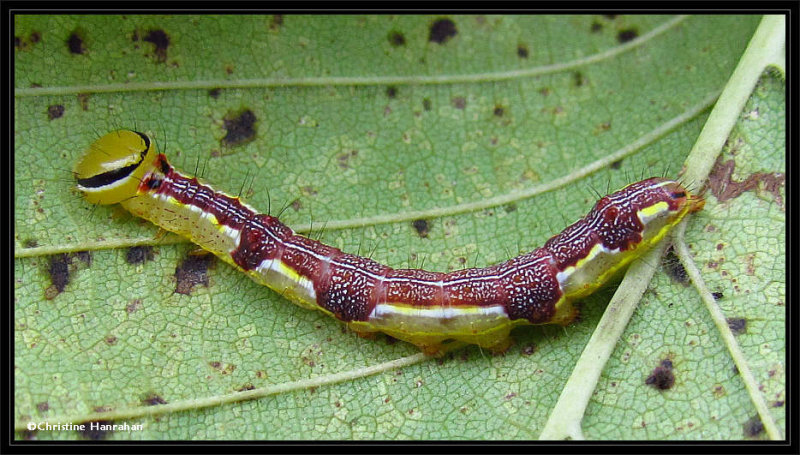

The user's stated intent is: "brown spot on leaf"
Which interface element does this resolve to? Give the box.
[36,402,50,412]
[662,247,689,285]
[412,219,430,238]
[573,71,587,87]
[126,246,154,265]
[743,415,764,438]
[79,420,113,440]
[422,98,432,111]
[270,15,283,30]
[47,254,71,294]
[208,88,221,99]
[74,251,92,265]
[388,30,406,46]
[104,336,118,345]
[174,254,213,295]
[493,105,505,117]
[727,317,747,335]
[451,96,466,109]
[617,28,639,43]
[67,31,86,54]
[77,93,90,111]
[709,157,785,208]
[386,86,398,98]
[142,393,167,406]
[47,104,65,120]
[208,361,236,375]
[337,150,358,170]
[126,299,143,313]
[300,186,318,197]
[429,18,457,44]
[143,29,170,63]
[591,21,603,33]
[517,44,529,58]
[222,109,257,147]
[646,359,675,390]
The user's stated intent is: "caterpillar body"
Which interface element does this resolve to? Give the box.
[75,130,704,355]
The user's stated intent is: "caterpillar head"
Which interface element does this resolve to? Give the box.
[594,177,704,252]
[74,130,157,205]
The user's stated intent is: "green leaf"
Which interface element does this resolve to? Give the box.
[14,14,783,440]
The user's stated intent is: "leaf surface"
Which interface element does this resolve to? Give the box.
[14,14,783,440]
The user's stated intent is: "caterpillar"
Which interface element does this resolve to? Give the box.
[74,130,704,356]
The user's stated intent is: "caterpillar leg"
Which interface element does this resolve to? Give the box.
[481,335,514,355]
[456,327,514,355]
[347,324,379,340]
[550,301,580,326]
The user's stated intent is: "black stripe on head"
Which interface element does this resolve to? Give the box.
[134,130,151,150]
[76,135,150,189]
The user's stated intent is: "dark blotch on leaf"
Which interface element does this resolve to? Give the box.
[662,247,689,285]
[78,93,90,111]
[126,246,154,265]
[142,393,167,406]
[74,251,92,266]
[387,86,398,98]
[30,31,41,43]
[208,88,221,99]
[144,29,170,63]
[591,22,603,33]
[47,104,65,120]
[79,420,113,440]
[388,30,406,46]
[493,105,504,117]
[222,109,257,147]
[617,28,639,43]
[270,15,284,30]
[610,159,622,170]
[174,254,213,295]
[727,317,747,335]
[422,98,432,111]
[67,32,86,54]
[645,359,675,390]
[429,18,457,44]
[517,44,529,58]
[23,238,39,248]
[712,291,724,300]
[743,415,764,438]
[573,71,586,87]
[412,219,430,238]
[126,299,143,314]
[48,254,71,292]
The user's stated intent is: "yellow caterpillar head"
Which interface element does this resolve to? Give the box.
[74,130,157,205]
